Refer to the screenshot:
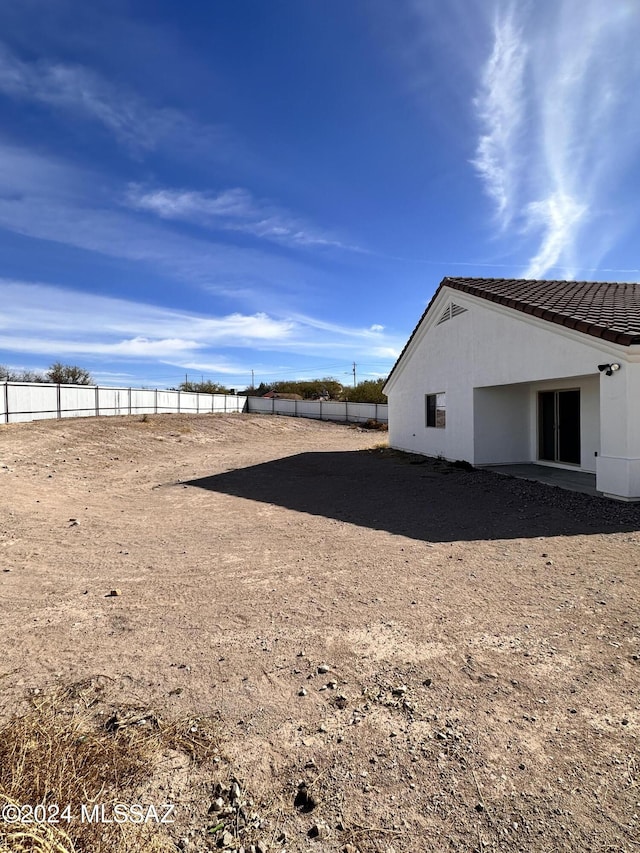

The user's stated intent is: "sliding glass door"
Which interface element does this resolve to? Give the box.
[538,390,581,465]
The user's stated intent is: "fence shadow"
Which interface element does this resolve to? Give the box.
[184,451,640,543]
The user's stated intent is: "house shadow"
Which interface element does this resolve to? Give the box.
[184,450,640,543]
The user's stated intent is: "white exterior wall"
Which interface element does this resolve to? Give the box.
[473,384,531,465]
[527,375,600,473]
[597,361,640,499]
[472,375,600,470]
[386,286,640,498]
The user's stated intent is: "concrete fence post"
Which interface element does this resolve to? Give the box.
[177,390,181,413]
[155,388,158,414]
[57,384,62,420]
[320,400,323,421]
[128,387,132,416]
[345,401,349,423]
[3,382,8,424]
[95,385,99,417]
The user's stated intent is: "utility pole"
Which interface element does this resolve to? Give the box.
[251,369,255,389]
[352,361,357,387]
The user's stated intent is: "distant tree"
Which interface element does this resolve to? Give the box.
[342,378,387,403]
[0,365,46,382]
[179,380,233,394]
[21,369,47,383]
[243,382,270,396]
[270,377,344,400]
[46,362,93,385]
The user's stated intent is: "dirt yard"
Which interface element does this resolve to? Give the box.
[1,413,638,852]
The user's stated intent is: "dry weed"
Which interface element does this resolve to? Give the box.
[0,681,220,853]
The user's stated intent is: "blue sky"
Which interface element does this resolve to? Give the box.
[1,0,640,390]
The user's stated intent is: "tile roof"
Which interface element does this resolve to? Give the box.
[443,278,640,343]
[384,277,640,389]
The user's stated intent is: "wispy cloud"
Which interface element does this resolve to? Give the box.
[125,184,361,252]
[0,142,317,303]
[472,0,640,278]
[0,41,228,154]
[287,314,391,342]
[523,193,587,280]
[472,5,527,228]
[0,278,401,373]
[0,142,360,313]
[1,279,293,350]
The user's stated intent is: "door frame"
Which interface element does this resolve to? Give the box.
[537,388,581,466]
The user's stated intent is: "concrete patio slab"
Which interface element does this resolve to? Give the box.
[482,463,599,497]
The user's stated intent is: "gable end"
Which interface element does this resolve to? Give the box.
[383,276,640,395]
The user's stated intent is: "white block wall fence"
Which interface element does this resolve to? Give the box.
[1,382,387,426]
[0,383,246,423]
[247,396,387,423]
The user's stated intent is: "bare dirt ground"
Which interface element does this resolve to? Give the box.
[1,413,638,853]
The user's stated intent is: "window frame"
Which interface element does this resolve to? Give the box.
[425,392,446,428]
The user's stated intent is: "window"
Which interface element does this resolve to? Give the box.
[425,393,446,428]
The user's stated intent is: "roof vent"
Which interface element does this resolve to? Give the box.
[436,302,468,325]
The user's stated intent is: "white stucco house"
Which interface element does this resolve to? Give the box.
[383,277,640,501]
